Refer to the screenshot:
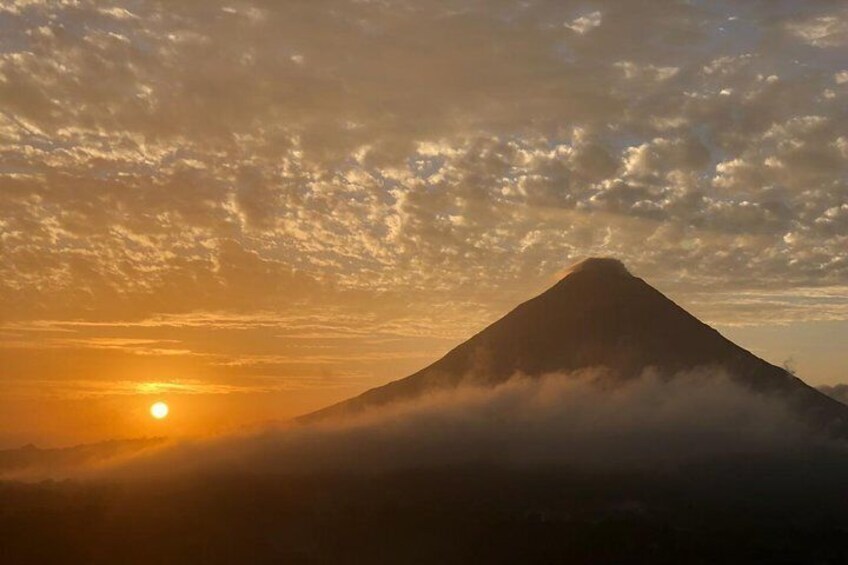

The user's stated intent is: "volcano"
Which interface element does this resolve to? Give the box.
[304,258,848,434]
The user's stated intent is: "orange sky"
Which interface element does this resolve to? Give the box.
[1,0,847,447]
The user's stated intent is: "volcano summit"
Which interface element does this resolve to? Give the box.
[305,258,848,435]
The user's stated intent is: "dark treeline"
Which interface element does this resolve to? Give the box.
[3,453,848,564]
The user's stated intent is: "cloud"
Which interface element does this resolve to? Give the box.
[62,370,838,481]
[615,61,679,82]
[786,10,848,48]
[564,11,602,35]
[1,0,846,324]
[819,384,848,405]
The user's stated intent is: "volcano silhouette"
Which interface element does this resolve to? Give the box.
[304,258,848,433]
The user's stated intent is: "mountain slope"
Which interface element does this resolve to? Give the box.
[303,258,848,434]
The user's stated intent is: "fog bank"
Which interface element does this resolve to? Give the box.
[80,369,845,480]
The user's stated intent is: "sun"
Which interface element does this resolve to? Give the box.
[150,401,169,420]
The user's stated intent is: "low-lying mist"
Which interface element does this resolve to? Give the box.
[59,368,841,481]
[6,370,848,564]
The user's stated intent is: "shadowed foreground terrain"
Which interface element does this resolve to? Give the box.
[3,458,848,564]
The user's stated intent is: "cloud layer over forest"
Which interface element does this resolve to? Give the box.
[32,371,828,481]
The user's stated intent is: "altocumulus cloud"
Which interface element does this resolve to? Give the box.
[0,0,846,327]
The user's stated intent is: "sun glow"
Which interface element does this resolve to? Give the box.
[150,401,169,420]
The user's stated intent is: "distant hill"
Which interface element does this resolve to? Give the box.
[0,437,166,478]
[303,258,848,435]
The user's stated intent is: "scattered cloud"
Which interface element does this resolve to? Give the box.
[786,10,848,48]
[565,11,602,35]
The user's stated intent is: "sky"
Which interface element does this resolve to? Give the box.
[0,0,846,447]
